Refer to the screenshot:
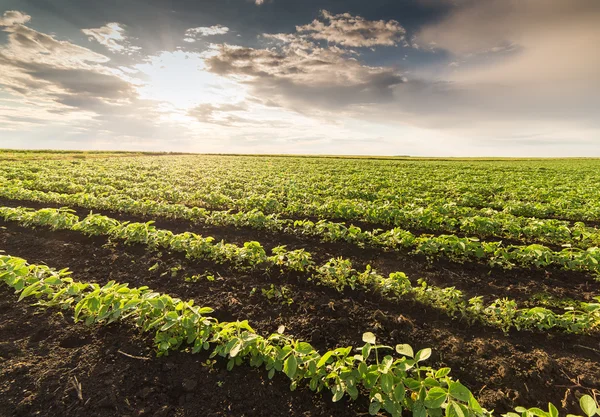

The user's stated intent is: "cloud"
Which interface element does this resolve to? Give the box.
[255,0,265,5]
[0,11,174,144]
[183,25,229,43]
[401,0,600,136]
[205,41,405,113]
[18,63,136,101]
[198,2,600,152]
[82,23,141,54]
[188,102,246,124]
[205,10,410,112]
[0,15,135,106]
[296,10,406,47]
[0,10,31,27]
[417,0,600,84]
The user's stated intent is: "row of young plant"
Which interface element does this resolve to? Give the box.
[1,254,598,417]
[2,206,599,335]
[4,176,600,250]
[1,192,600,277]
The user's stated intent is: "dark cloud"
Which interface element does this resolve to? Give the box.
[15,62,135,99]
[0,10,136,114]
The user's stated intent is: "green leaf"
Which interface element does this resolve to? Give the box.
[446,401,467,417]
[405,378,421,391]
[469,395,484,414]
[435,367,451,378]
[423,377,441,388]
[548,403,559,417]
[396,343,414,358]
[515,407,528,413]
[148,298,165,310]
[308,360,317,374]
[527,408,549,417]
[296,342,313,354]
[415,348,432,362]
[196,307,214,315]
[358,362,368,378]
[346,381,359,400]
[358,361,368,378]
[18,281,41,301]
[425,387,448,409]
[44,276,62,285]
[581,395,598,417]
[393,383,406,402]
[381,373,394,393]
[73,300,86,321]
[362,332,376,345]
[160,321,177,331]
[230,340,243,357]
[364,371,379,389]
[165,311,179,320]
[369,401,382,415]
[448,381,471,403]
[317,351,333,368]
[381,355,394,373]
[283,355,298,379]
[362,343,372,361]
[413,400,427,417]
[332,384,344,402]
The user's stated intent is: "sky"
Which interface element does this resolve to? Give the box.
[0,0,598,156]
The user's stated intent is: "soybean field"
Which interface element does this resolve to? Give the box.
[0,151,599,417]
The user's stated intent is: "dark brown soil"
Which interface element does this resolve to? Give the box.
[1,221,599,417]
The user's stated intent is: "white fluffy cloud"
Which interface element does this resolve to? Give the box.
[297,10,406,47]
[184,25,230,43]
[82,23,141,54]
[0,10,30,26]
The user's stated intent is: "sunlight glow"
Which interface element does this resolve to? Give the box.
[134,50,247,110]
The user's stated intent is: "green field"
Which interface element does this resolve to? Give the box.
[0,151,598,417]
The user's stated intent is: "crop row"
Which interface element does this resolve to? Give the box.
[1,254,599,417]
[2,206,599,334]
[2,188,600,276]
[4,175,600,250]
